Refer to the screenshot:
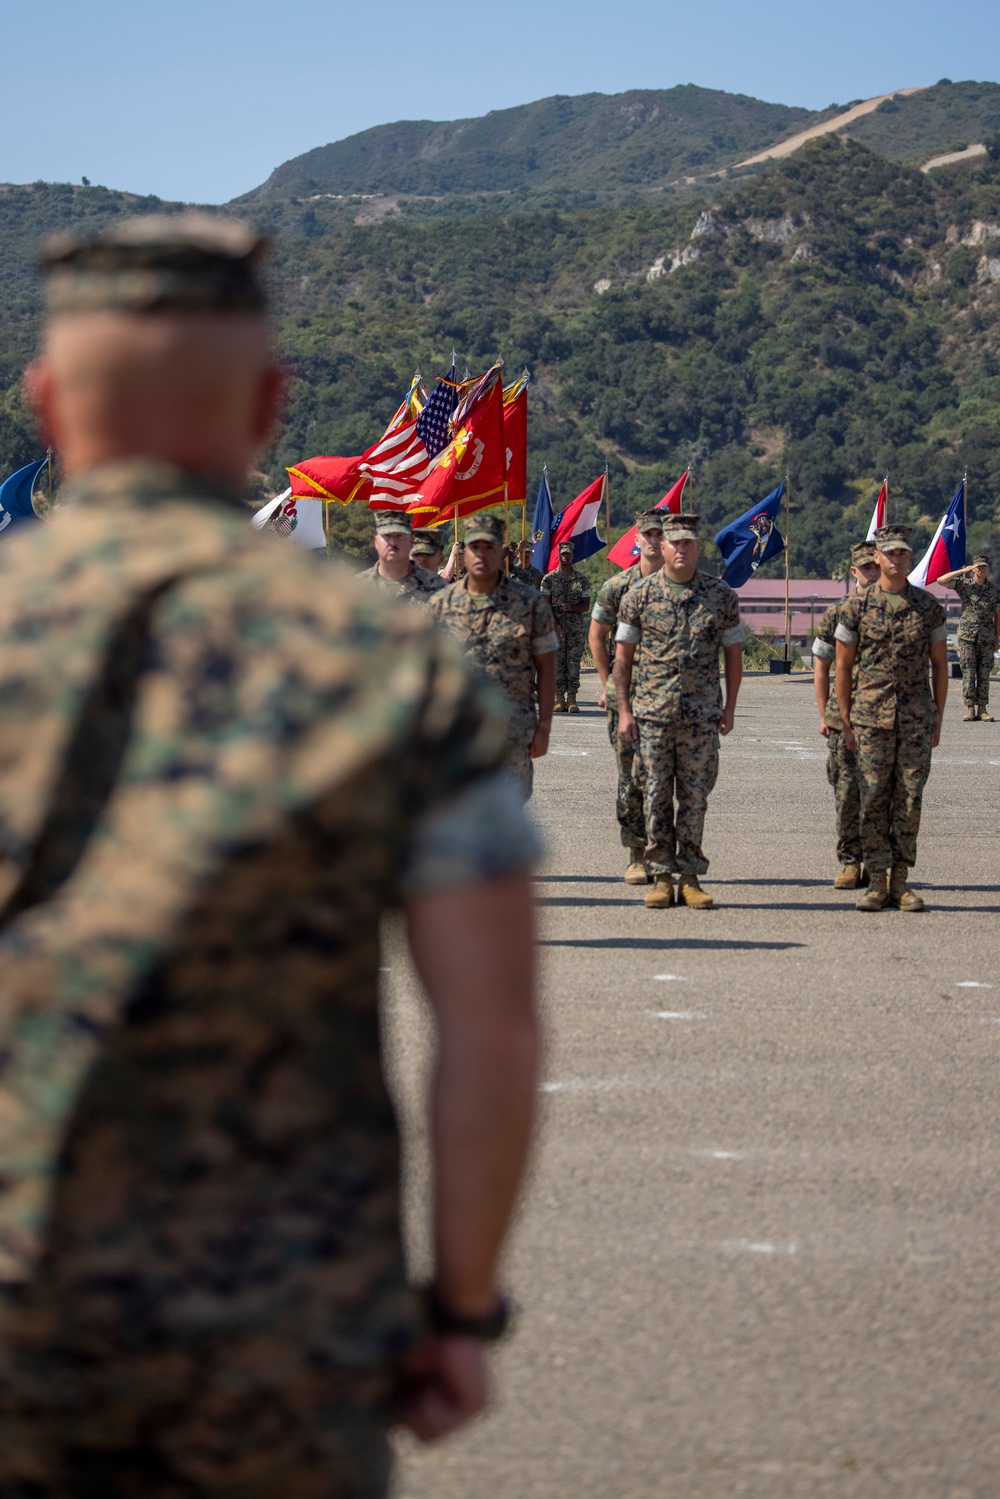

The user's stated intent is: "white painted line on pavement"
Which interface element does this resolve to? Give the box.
[652,973,687,981]
[549,749,589,756]
[723,1239,797,1256]
[649,1010,706,1020]
[957,981,992,988]
[539,1077,633,1094]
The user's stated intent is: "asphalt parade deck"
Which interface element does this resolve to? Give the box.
[384,672,1000,1498]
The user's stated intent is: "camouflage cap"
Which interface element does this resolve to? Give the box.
[557,538,575,553]
[373,509,413,535]
[851,541,877,564]
[973,553,990,567]
[634,510,666,534]
[464,514,505,545]
[662,513,700,542]
[874,524,913,554]
[39,213,269,315]
[411,528,444,556]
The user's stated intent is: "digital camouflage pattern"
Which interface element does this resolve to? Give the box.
[855,723,932,870]
[826,727,862,865]
[633,723,719,876]
[0,460,511,1495]
[958,637,995,708]
[357,560,446,604]
[541,566,591,698]
[592,564,645,849]
[510,562,541,590]
[835,583,947,729]
[617,570,744,725]
[428,575,557,801]
[813,601,862,862]
[952,577,1000,707]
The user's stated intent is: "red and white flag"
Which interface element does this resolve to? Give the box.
[865,479,887,541]
[364,366,461,509]
[606,471,689,568]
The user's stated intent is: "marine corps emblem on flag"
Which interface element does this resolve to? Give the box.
[749,511,774,570]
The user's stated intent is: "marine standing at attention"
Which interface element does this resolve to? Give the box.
[613,514,745,911]
[508,538,542,590]
[429,513,557,802]
[0,215,542,1498]
[410,526,446,575]
[812,540,881,889]
[542,541,591,713]
[937,554,1000,721]
[588,510,665,885]
[836,524,948,912]
[358,510,446,602]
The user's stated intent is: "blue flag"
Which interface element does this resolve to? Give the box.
[0,458,47,537]
[714,482,785,588]
[530,470,555,574]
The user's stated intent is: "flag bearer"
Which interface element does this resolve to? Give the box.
[937,554,1000,721]
[613,514,745,910]
[588,510,665,884]
[358,510,446,602]
[542,541,591,712]
[812,541,881,888]
[429,513,557,801]
[836,525,948,912]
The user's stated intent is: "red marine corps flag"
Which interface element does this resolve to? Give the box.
[502,370,529,506]
[410,365,508,524]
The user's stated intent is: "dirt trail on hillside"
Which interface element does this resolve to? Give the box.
[734,86,927,168]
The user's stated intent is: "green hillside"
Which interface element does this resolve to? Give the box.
[2,134,1000,577]
[846,80,1000,163]
[237,86,820,204]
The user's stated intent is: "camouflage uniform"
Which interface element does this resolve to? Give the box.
[509,562,541,589]
[540,567,591,699]
[836,582,947,870]
[591,563,646,852]
[952,576,1000,709]
[428,575,557,802]
[617,570,744,876]
[812,601,862,865]
[0,219,536,1497]
[357,559,445,603]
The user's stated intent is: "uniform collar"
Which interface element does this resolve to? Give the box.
[56,458,248,514]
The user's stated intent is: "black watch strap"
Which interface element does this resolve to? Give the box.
[425,1287,512,1342]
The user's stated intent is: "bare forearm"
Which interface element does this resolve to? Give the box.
[835,661,854,724]
[814,660,831,719]
[406,874,540,1315]
[931,659,948,715]
[534,653,555,726]
[588,622,611,685]
[723,646,742,710]
[612,656,632,709]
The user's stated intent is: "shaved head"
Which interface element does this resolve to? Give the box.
[26,311,283,486]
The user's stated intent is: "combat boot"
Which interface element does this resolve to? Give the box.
[644,875,674,909]
[963,707,979,721]
[889,864,925,912]
[678,875,713,910]
[553,693,567,714]
[567,696,580,714]
[833,862,863,889]
[979,708,994,722]
[855,868,889,911]
[625,851,649,886]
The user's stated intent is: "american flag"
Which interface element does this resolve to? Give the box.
[364,365,461,508]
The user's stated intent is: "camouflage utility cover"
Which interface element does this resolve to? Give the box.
[617,570,745,725]
[428,576,557,706]
[952,576,1000,643]
[835,583,947,728]
[357,560,446,603]
[0,460,509,1362]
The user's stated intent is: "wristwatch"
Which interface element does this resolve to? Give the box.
[425,1287,513,1342]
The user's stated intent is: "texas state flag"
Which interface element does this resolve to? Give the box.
[909,480,965,587]
[546,473,607,572]
[607,470,689,568]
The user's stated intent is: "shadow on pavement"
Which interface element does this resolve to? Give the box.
[534,875,621,884]
[538,937,805,951]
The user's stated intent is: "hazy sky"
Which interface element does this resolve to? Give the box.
[5,0,998,203]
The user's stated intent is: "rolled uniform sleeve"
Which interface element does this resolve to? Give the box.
[719,586,746,648]
[930,623,948,644]
[591,598,615,626]
[835,621,859,646]
[617,588,642,645]
[615,622,641,644]
[399,770,542,895]
[812,637,835,659]
[531,592,558,656]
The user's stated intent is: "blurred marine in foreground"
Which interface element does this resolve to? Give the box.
[0,216,541,1497]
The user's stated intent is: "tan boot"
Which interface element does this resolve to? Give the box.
[980,708,994,722]
[625,851,649,886]
[644,875,674,909]
[963,707,979,721]
[567,696,580,714]
[553,693,567,714]
[833,862,863,889]
[856,868,889,911]
[889,864,925,912]
[678,875,713,910]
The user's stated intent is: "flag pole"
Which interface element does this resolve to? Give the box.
[783,472,791,666]
[604,465,611,579]
[46,447,53,499]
